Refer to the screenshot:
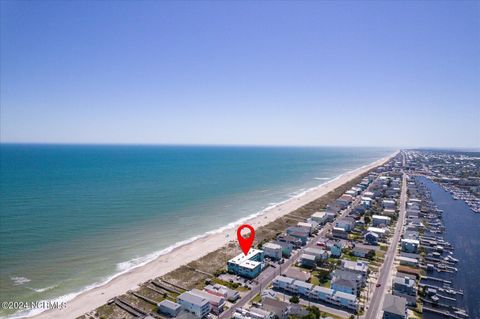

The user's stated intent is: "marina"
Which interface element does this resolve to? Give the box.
[404,176,468,318]
[409,172,479,319]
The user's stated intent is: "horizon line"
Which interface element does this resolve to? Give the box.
[0,141,479,151]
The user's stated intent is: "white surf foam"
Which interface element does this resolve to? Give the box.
[10,276,31,286]
[27,285,57,293]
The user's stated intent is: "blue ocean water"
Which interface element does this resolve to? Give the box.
[0,144,393,317]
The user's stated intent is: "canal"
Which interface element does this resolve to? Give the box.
[418,176,480,319]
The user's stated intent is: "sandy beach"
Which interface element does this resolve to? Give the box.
[32,151,397,319]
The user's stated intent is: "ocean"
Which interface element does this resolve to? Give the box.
[0,144,393,318]
[418,177,480,319]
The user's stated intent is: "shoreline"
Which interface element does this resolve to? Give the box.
[28,150,398,319]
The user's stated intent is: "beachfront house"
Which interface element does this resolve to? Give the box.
[158,299,182,317]
[178,291,211,318]
[346,190,356,197]
[191,289,225,315]
[311,211,328,225]
[227,249,265,279]
[336,194,353,208]
[262,242,282,260]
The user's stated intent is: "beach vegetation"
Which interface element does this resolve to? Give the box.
[214,268,227,277]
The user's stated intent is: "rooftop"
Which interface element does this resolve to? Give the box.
[228,248,263,268]
[383,294,407,316]
[263,242,282,250]
[334,290,357,301]
[191,289,224,304]
[300,253,316,261]
[367,226,387,233]
[178,291,209,306]
[372,215,391,220]
[158,299,181,310]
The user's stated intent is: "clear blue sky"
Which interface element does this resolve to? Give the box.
[1,1,479,148]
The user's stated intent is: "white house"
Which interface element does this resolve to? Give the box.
[263,242,283,260]
[178,291,211,318]
[311,212,328,225]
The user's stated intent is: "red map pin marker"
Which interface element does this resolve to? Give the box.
[237,224,255,255]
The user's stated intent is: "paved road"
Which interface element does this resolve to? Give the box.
[220,178,376,319]
[364,154,407,319]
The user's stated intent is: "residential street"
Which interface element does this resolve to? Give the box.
[364,159,407,319]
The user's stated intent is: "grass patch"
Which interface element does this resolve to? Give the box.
[252,293,262,303]
[310,275,320,286]
[343,254,358,262]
